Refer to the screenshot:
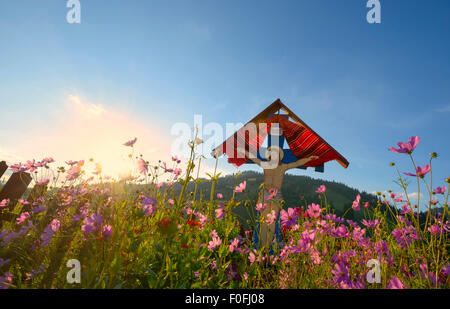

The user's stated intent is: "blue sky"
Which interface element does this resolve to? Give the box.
[0,0,449,205]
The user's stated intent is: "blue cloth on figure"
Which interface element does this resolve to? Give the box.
[252,211,282,255]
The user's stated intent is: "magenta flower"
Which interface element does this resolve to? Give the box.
[142,197,157,216]
[362,219,381,228]
[255,203,266,212]
[9,163,27,173]
[404,164,431,178]
[66,164,82,181]
[50,219,61,232]
[331,225,349,238]
[248,251,256,264]
[265,188,278,200]
[387,276,404,289]
[331,262,350,285]
[316,185,326,194]
[137,159,148,175]
[307,203,322,218]
[389,136,420,154]
[123,137,137,147]
[173,168,182,180]
[352,194,361,211]
[400,204,412,215]
[217,193,223,199]
[280,208,299,227]
[428,225,442,235]
[16,212,30,224]
[434,186,447,195]
[65,160,79,166]
[0,199,10,208]
[0,271,13,289]
[215,204,225,220]
[229,238,239,253]
[81,214,103,234]
[290,238,311,254]
[265,210,277,225]
[101,225,113,238]
[235,181,247,193]
[207,232,222,251]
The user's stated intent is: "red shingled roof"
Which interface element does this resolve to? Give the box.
[212,99,349,169]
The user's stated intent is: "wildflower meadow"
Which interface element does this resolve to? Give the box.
[0,136,448,289]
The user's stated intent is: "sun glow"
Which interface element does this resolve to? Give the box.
[5,95,173,179]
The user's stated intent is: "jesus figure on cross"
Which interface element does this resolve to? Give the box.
[236,145,319,250]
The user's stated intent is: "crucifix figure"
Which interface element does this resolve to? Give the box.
[211,99,349,253]
[237,143,318,250]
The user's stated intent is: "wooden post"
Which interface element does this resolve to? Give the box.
[0,161,7,178]
[0,171,32,209]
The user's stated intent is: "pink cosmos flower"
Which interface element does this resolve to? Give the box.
[101,225,113,238]
[290,238,311,254]
[434,186,447,195]
[216,193,223,199]
[160,162,173,173]
[16,212,30,224]
[280,208,299,227]
[229,238,239,253]
[207,233,222,251]
[316,185,326,194]
[404,164,431,178]
[81,214,103,234]
[50,219,61,232]
[388,276,404,289]
[400,204,412,215]
[0,199,10,208]
[362,219,381,228]
[25,160,37,173]
[248,251,256,264]
[66,163,82,181]
[265,210,277,225]
[0,272,13,289]
[352,194,361,211]
[428,225,442,235]
[265,188,278,200]
[215,204,225,220]
[255,203,266,211]
[235,181,247,193]
[123,137,137,147]
[173,168,182,180]
[331,262,350,285]
[307,203,322,218]
[137,159,148,175]
[389,136,420,154]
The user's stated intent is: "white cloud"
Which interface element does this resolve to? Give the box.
[435,104,450,113]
